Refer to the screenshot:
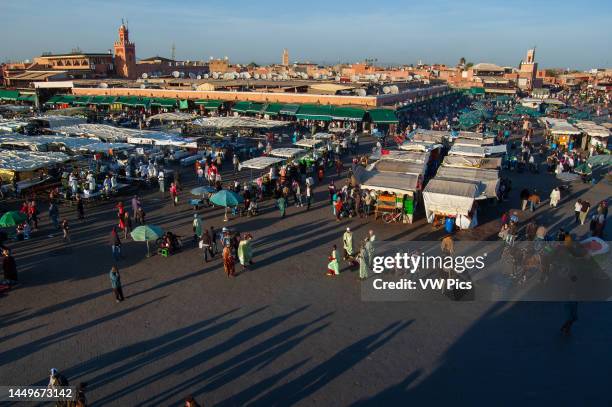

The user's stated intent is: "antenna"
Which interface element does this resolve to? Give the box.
[171,43,176,60]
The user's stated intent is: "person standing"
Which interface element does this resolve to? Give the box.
[357,239,369,280]
[110,227,122,261]
[131,195,141,222]
[210,226,218,254]
[2,248,17,284]
[169,182,178,206]
[48,368,69,390]
[109,266,125,303]
[192,214,203,245]
[343,227,354,265]
[326,244,340,277]
[233,154,240,174]
[579,200,590,225]
[305,182,313,211]
[574,199,582,224]
[200,229,214,262]
[528,191,541,212]
[76,195,85,220]
[277,195,287,218]
[237,233,254,271]
[158,170,166,198]
[223,245,235,278]
[122,210,132,240]
[48,201,59,230]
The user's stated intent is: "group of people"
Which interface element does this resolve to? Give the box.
[327,228,376,280]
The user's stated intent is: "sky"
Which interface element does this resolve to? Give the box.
[1,0,611,70]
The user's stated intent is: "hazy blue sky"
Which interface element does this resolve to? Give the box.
[1,0,611,69]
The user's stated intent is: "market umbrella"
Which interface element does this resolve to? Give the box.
[210,190,244,221]
[190,186,216,195]
[587,155,612,167]
[131,225,164,257]
[0,211,27,228]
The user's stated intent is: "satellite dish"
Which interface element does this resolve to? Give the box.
[356,89,366,96]
[203,74,209,79]
[140,84,146,89]
[141,73,148,79]
[243,72,251,79]
[179,72,185,78]
[261,74,267,79]
[209,56,214,60]
[212,72,219,79]
[390,85,399,94]
[335,76,341,81]
[172,71,180,78]
[254,73,260,79]
[99,82,109,88]
[383,86,391,94]
[196,75,202,80]
[188,72,196,79]
[380,74,387,80]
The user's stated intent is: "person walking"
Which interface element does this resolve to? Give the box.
[549,187,561,207]
[357,239,370,280]
[237,233,254,271]
[61,219,70,242]
[233,154,240,174]
[520,188,530,211]
[131,195,141,222]
[122,210,132,240]
[2,248,17,284]
[200,229,214,262]
[110,227,122,261]
[109,266,125,303]
[528,191,540,212]
[326,244,340,277]
[223,245,235,278]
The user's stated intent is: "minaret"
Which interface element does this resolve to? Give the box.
[282,49,289,66]
[114,20,136,78]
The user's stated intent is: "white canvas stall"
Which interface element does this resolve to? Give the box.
[372,150,430,164]
[0,120,29,132]
[239,156,284,170]
[312,132,333,140]
[541,117,581,135]
[453,137,494,147]
[574,121,610,146]
[0,150,71,172]
[423,178,484,220]
[410,129,450,144]
[442,156,502,169]
[368,160,426,176]
[399,141,443,152]
[270,148,306,158]
[294,139,324,149]
[435,166,499,198]
[449,144,486,158]
[483,144,508,156]
[192,117,288,129]
[0,134,134,153]
[361,172,419,196]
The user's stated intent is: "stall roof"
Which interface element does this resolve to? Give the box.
[442,155,502,169]
[368,109,398,124]
[574,121,610,138]
[424,178,484,198]
[294,139,324,148]
[399,141,443,152]
[312,132,333,140]
[0,120,29,132]
[147,112,195,122]
[370,160,426,176]
[371,150,430,164]
[0,149,71,172]
[449,144,487,158]
[455,131,491,140]
[192,116,288,129]
[31,115,87,129]
[0,134,134,153]
[453,137,495,147]
[239,156,284,170]
[195,99,223,109]
[361,172,420,194]
[410,129,450,143]
[541,117,581,135]
[435,166,499,198]
[269,148,306,158]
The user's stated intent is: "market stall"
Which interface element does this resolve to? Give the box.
[541,117,582,149]
[269,148,307,160]
[422,178,485,229]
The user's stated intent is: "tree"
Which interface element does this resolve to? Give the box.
[466,62,474,69]
[247,62,259,68]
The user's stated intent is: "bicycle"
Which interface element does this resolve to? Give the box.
[382,208,403,224]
